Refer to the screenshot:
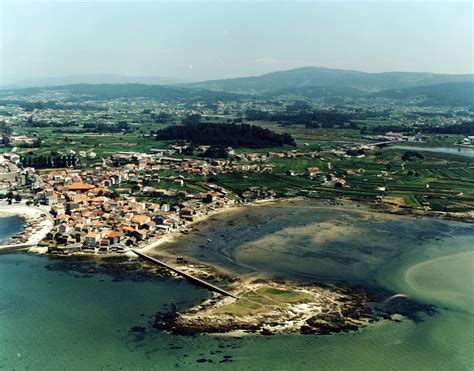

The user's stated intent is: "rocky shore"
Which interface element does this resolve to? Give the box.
[42,252,437,337]
[369,201,474,223]
[150,278,437,336]
[151,279,414,336]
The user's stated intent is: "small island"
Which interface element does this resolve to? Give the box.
[154,279,375,335]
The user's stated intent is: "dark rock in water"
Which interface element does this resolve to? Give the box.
[196,358,207,363]
[371,287,437,323]
[300,325,317,335]
[260,328,274,336]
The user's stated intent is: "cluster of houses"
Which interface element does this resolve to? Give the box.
[32,166,234,254]
[9,135,35,146]
[455,136,474,147]
[115,146,322,178]
[364,131,424,143]
[108,147,350,191]
[0,153,20,175]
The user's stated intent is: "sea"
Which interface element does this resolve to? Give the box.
[0,215,24,245]
[0,200,473,370]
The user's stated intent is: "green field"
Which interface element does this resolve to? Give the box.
[213,286,313,316]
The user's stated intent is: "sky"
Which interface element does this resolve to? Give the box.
[1,1,472,84]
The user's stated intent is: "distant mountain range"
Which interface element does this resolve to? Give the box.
[373,82,474,107]
[1,67,473,107]
[187,66,474,94]
[0,83,244,103]
[1,74,189,89]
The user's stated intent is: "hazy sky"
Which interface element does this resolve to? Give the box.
[1,1,472,83]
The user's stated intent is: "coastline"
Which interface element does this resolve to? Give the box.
[139,195,473,257]
[154,279,376,336]
[0,204,54,252]
[7,196,465,336]
[137,197,299,255]
[403,250,474,311]
[13,194,471,259]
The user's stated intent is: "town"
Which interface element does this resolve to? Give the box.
[0,75,473,256]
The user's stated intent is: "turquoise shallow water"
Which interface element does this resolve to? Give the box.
[1,202,473,370]
[0,216,24,244]
[391,145,474,158]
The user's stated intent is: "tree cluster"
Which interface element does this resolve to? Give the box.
[181,113,202,125]
[245,108,354,128]
[21,155,78,169]
[0,122,12,145]
[366,121,473,136]
[424,122,474,135]
[199,147,229,158]
[83,121,132,133]
[155,122,295,148]
[401,151,424,161]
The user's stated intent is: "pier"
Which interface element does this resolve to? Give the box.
[131,249,239,299]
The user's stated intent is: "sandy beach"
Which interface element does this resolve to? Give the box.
[0,204,54,251]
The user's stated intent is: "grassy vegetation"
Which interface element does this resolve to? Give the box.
[212,286,313,316]
[1,95,472,213]
[213,147,474,211]
[250,121,363,143]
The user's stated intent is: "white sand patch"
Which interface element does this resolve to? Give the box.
[0,204,54,250]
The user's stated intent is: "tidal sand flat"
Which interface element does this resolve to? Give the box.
[405,250,474,311]
[154,199,472,284]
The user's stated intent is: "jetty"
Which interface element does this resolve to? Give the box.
[131,249,239,299]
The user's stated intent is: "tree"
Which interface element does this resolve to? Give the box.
[199,147,229,158]
[33,137,42,147]
[402,151,424,161]
[117,121,130,131]
[0,122,11,146]
[181,113,201,125]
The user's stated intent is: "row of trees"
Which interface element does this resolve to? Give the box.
[0,122,12,146]
[21,155,78,169]
[366,121,474,135]
[83,121,132,133]
[424,122,474,135]
[199,147,229,158]
[244,108,355,128]
[0,99,100,112]
[155,122,295,148]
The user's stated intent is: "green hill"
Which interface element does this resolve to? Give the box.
[188,67,474,94]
